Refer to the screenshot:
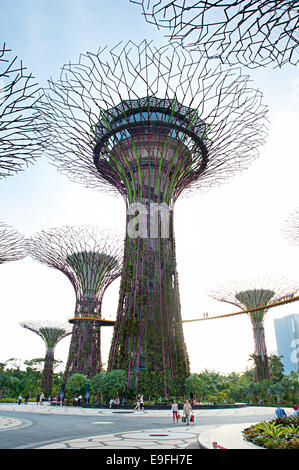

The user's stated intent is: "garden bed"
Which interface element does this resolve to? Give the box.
[242,416,299,449]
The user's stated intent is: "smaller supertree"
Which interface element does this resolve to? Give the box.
[20,321,72,397]
[0,43,46,179]
[26,226,123,379]
[209,276,299,382]
[0,222,25,263]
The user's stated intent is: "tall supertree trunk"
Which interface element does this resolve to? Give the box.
[251,320,271,383]
[41,346,55,396]
[108,210,190,395]
[64,320,102,380]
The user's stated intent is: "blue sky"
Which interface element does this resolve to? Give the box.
[0,0,299,374]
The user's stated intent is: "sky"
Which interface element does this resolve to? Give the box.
[0,0,299,375]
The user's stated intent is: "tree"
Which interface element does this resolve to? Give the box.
[244,382,261,404]
[282,372,299,403]
[184,374,201,398]
[103,370,127,398]
[91,371,107,402]
[269,382,285,405]
[269,355,285,382]
[66,374,90,397]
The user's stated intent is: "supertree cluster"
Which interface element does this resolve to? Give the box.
[130,1,299,68]
[26,226,123,379]
[0,222,25,263]
[209,276,299,382]
[20,321,72,397]
[0,43,46,179]
[36,39,268,394]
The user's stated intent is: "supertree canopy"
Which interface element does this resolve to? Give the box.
[130,1,299,68]
[26,226,123,379]
[0,43,46,179]
[37,40,267,394]
[209,277,299,382]
[20,321,72,397]
[0,222,25,263]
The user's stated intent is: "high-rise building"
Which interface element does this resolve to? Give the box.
[274,314,299,375]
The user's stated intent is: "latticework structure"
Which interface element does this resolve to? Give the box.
[282,207,299,247]
[20,321,72,397]
[37,39,268,394]
[26,226,123,380]
[209,277,299,382]
[0,222,25,263]
[0,43,46,179]
[130,1,299,68]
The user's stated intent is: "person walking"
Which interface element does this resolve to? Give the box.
[59,391,64,405]
[139,395,144,412]
[39,392,45,405]
[84,391,90,405]
[109,398,114,409]
[36,393,40,405]
[183,399,193,426]
[17,395,22,405]
[171,400,179,423]
[135,395,141,412]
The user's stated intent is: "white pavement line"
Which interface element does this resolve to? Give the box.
[91,422,114,424]
[0,416,33,432]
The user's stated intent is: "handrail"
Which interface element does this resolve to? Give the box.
[213,441,226,449]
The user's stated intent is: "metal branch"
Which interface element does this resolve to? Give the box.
[0,43,47,179]
[282,207,299,247]
[130,1,299,68]
[0,222,25,263]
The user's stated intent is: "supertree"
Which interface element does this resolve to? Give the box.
[26,226,123,380]
[130,1,299,68]
[282,207,299,246]
[0,43,46,178]
[0,222,25,263]
[36,39,268,394]
[209,276,299,382]
[20,320,72,397]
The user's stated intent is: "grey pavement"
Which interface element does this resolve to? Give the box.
[0,403,292,449]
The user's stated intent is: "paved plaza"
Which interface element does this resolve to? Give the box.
[0,403,290,449]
